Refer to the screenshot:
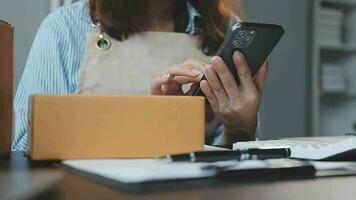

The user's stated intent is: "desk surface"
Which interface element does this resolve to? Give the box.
[1,153,356,200]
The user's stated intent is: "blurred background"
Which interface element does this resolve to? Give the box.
[1,0,355,140]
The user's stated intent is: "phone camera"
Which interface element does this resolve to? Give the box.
[237,30,247,39]
[246,36,255,43]
[231,29,256,49]
[232,40,242,47]
[232,39,250,49]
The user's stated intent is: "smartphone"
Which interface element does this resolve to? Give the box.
[193,22,284,96]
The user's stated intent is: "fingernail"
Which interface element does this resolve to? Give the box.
[233,51,242,62]
[191,69,202,76]
[162,74,170,81]
[211,56,221,65]
[205,65,213,74]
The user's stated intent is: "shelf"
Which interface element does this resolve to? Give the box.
[320,44,356,52]
[321,90,348,95]
[322,0,356,7]
[321,92,352,102]
[311,0,356,136]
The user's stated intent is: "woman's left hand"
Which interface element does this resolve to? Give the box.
[200,51,268,145]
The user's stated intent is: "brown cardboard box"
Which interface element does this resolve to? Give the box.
[29,95,205,160]
[0,20,14,156]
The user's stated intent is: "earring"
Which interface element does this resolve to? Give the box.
[92,22,111,51]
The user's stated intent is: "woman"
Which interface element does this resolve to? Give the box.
[13,0,267,151]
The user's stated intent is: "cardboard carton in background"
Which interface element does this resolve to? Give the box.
[0,20,14,156]
[29,95,205,160]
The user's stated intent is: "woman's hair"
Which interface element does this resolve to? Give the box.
[88,0,245,55]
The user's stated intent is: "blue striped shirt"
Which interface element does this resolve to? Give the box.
[12,0,225,151]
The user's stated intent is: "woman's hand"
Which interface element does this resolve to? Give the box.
[200,51,268,145]
[151,60,205,95]
[151,59,221,141]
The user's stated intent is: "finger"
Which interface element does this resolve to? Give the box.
[181,59,207,71]
[204,65,229,107]
[211,56,239,100]
[162,74,184,95]
[173,76,201,85]
[161,84,170,95]
[156,74,175,87]
[254,60,269,92]
[151,76,165,95]
[200,80,219,111]
[162,75,201,95]
[161,82,182,95]
[151,74,176,95]
[233,51,255,90]
[163,65,202,78]
[190,58,208,66]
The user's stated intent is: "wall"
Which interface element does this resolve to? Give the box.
[0,0,50,139]
[243,0,311,139]
[0,0,50,93]
[0,0,311,140]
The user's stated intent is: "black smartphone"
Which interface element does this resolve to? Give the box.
[193,22,284,96]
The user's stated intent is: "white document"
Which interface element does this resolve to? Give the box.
[62,158,280,184]
[63,145,231,184]
[233,136,356,160]
[311,161,356,171]
[63,159,215,184]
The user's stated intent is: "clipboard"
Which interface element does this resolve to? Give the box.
[209,159,315,181]
[62,159,316,191]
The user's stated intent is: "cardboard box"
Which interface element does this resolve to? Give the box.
[29,95,205,160]
[0,20,14,156]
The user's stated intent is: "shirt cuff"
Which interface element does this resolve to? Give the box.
[212,123,225,146]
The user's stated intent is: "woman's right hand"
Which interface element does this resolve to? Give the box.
[151,60,206,96]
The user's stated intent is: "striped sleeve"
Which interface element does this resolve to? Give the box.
[212,123,225,145]
[12,13,71,151]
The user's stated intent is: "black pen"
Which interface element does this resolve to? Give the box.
[159,148,291,163]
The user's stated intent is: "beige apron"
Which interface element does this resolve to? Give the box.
[77,32,211,95]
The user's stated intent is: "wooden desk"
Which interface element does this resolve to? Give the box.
[1,153,356,200]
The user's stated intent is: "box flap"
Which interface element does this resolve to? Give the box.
[0,18,14,156]
[0,19,12,26]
